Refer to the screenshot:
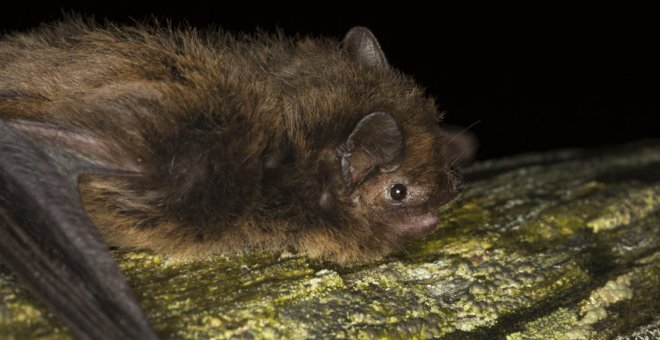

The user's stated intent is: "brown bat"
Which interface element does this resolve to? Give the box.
[0,17,475,339]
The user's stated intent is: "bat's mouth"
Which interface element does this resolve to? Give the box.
[397,171,463,238]
[386,207,440,238]
[399,211,439,238]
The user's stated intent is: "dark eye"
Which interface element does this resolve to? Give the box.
[389,183,407,201]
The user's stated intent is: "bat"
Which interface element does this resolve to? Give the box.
[0,17,476,339]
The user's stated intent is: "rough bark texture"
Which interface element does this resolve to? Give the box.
[1,140,659,339]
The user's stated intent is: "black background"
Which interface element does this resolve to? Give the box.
[2,2,658,160]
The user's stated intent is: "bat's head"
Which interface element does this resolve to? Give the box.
[322,109,465,263]
[299,27,473,263]
[335,111,463,239]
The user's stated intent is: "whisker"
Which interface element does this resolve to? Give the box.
[446,167,462,177]
[445,119,481,145]
[449,150,466,168]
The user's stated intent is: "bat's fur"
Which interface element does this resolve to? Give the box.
[0,18,461,264]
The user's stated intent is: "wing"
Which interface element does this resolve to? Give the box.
[0,120,158,339]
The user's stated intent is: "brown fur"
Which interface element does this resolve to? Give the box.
[0,17,462,264]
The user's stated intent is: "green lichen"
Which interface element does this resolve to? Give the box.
[507,308,579,340]
[587,186,660,233]
[1,140,659,338]
[505,252,660,340]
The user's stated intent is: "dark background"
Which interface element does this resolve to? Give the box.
[2,2,657,160]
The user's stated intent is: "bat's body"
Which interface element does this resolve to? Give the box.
[0,18,473,339]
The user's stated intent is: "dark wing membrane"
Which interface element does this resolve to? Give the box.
[0,121,157,339]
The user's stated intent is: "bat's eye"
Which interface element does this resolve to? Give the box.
[389,183,407,201]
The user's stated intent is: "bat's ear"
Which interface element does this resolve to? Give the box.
[442,125,478,168]
[343,26,389,68]
[7,120,139,174]
[338,112,404,188]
